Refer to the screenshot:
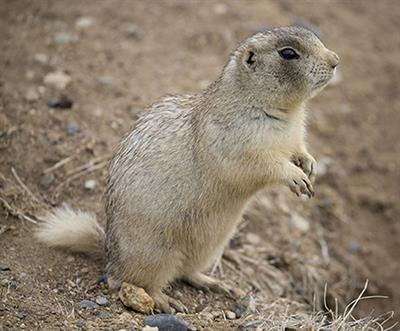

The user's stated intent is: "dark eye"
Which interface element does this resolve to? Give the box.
[278,48,299,60]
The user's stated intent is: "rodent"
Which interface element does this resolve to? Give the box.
[36,26,339,313]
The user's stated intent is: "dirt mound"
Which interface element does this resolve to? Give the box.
[1,1,399,330]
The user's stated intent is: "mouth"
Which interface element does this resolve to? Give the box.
[314,74,333,89]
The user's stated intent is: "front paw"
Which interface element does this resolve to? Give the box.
[286,164,314,198]
[292,153,317,182]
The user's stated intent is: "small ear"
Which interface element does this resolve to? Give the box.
[243,50,256,69]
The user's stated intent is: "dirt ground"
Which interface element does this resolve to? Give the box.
[1,0,399,330]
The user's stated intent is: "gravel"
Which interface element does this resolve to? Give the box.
[143,314,196,331]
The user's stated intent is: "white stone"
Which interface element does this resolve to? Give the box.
[225,310,236,320]
[142,327,159,331]
[75,16,95,29]
[288,213,310,233]
[34,53,48,64]
[84,179,97,190]
[43,71,71,90]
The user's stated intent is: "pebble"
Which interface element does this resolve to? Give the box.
[47,96,73,109]
[225,310,236,320]
[79,299,98,310]
[348,240,359,254]
[95,296,109,306]
[44,71,71,90]
[84,179,97,190]
[25,88,39,102]
[65,123,80,136]
[40,174,55,189]
[239,319,264,330]
[98,311,112,319]
[119,282,154,314]
[288,213,310,233]
[54,31,77,44]
[0,264,10,272]
[75,320,85,328]
[142,327,159,331]
[34,53,49,64]
[233,295,256,318]
[245,233,261,245]
[121,23,143,39]
[144,314,196,331]
[75,16,94,29]
[97,274,108,285]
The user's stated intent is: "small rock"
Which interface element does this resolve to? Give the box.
[25,88,39,102]
[348,240,359,254]
[75,320,85,328]
[65,123,80,136]
[40,174,55,189]
[98,311,112,319]
[44,71,71,90]
[47,96,73,109]
[84,179,97,190]
[54,31,77,44]
[144,314,195,331]
[288,213,310,233]
[79,299,98,310]
[119,282,154,314]
[121,23,142,39]
[97,274,108,285]
[225,310,236,320]
[95,296,109,306]
[0,264,10,272]
[245,233,261,245]
[75,16,94,29]
[34,53,49,64]
[239,319,264,330]
[67,279,76,287]
[233,295,256,318]
[142,327,159,331]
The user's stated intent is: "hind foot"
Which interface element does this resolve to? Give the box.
[183,272,234,297]
[150,291,188,314]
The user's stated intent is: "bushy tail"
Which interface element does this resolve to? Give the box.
[35,205,105,258]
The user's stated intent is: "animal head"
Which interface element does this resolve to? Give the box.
[224,26,339,109]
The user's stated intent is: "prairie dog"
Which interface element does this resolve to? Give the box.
[36,27,339,313]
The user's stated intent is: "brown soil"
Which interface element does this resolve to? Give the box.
[1,1,399,330]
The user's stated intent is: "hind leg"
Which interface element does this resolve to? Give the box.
[183,272,234,297]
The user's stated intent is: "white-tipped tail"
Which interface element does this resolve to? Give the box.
[35,205,105,257]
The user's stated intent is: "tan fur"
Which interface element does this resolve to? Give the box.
[35,205,104,257]
[35,27,339,313]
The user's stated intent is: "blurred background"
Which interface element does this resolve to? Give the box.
[0,0,399,330]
